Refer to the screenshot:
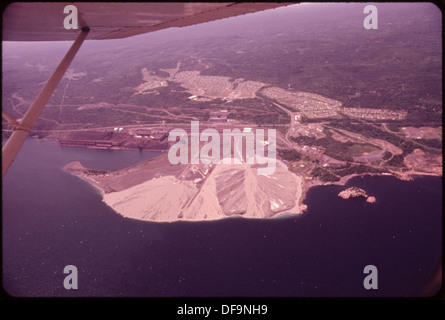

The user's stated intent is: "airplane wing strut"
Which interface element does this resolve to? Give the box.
[2,28,90,178]
[2,3,293,178]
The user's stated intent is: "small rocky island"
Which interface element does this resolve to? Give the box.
[338,187,376,203]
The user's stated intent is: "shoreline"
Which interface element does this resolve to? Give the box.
[57,137,441,221]
[298,170,442,210]
[65,155,442,223]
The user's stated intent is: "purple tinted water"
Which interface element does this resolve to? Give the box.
[2,139,442,297]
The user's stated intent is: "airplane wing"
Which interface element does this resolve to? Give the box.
[2,2,294,177]
[3,2,293,41]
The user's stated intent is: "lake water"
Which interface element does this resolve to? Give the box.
[2,138,442,297]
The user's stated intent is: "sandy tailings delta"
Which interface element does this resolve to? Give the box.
[64,154,303,222]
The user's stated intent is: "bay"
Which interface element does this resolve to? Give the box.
[2,138,442,297]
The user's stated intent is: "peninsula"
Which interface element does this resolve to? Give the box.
[64,153,304,222]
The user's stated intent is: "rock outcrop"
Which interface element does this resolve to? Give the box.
[338,187,376,203]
